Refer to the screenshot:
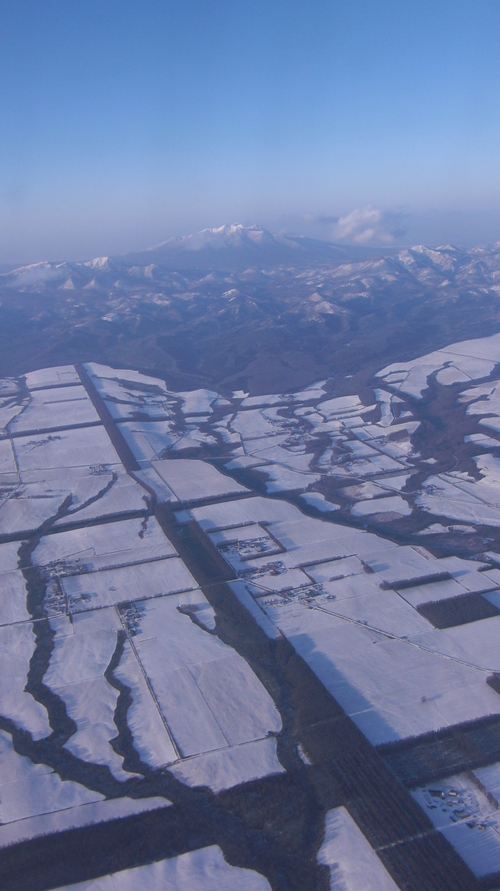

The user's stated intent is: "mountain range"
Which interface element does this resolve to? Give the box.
[2,223,382,288]
[1,224,500,394]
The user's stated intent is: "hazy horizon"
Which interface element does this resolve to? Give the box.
[2,0,500,265]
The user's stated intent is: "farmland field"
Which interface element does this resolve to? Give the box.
[5,336,500,887]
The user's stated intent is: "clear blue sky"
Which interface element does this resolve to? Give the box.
[1,0,500,262]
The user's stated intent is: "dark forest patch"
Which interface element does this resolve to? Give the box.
[417,592,500,628]
[379,714,500,789]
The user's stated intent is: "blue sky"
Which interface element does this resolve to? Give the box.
[1,0,500,262]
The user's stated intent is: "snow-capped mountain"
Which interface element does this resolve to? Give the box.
[2,227,500,396]
[0,224,384,287]
[150,223,290,252]
[2,227,500,294]
[122,223,377,269]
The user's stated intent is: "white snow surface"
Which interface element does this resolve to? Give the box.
[10,385,99,433]
[377,332,500,398]
[24,366,80,389]
[45,609,121,688]
[413,774,500,877]
[13,426,120,472]
[0,795,171,850]
[351,495,411,517]
[113,641,178,768]
[120,420,179,460]
[0,570,31,625]
[132,466,178,503]
[54,472,148,526]
[170,738,284,792]
[131,593,282,767]
[151,458,248,502]
[268,604,500,745]
[263,465,321,493]
[318,807,399,890]
[192,495,338,532]
[84,363,171,395]
[53,844,271,891]
[0,485,69,536]
[53,677,129,781]
[0,542,23,573]
[299,492,340,512]
[178,388,218,415]
[362,545,438,586]
[396,577,469,608]
[0,623,51,739]
[0,437,18,475]
[33,516,175,574]
[61,558,197,612]
[0,762,103,825]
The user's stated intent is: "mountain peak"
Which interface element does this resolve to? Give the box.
[107,222,389,271]
[148,223,277,254]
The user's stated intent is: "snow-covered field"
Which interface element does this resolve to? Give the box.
[377,333,500,398]
[0,743,104,825]
[113,640,178,767]
[130,592,282,773]
[6,348,500,875]
[0,569,31,624]
[83,363,177,422]
[396,577,470,608]
[413,773,500,877]
[318,806,399,890]
[170,737,284,793]
[53,846,271,891]
[33,516,176,574]
[13,426,121,472]
[0,729,168,850]
[0,484,70,536]
[188,486,500,745]
[179,388,218,415]
[0,437,18,476]
[263,598,500,744]
[299,491,340,512]
[0,729,167,852]
[120,419,179,460]
[0,622,52,738]
[54,472,148,526]
[45,609,122,688]
[151,458,248,503]
[0,541,26,573]
[0,793,170,850]
[49,674,129,781]
[192,495,301,531]
[25,366,81,389]
[351,494,411,517]
[9,385,99,433]
[416,457,500,527]
[61,558,197,611]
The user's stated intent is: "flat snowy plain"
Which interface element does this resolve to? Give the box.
[5,341,500,884]
[53,846,271,891]
[318,807,399,890]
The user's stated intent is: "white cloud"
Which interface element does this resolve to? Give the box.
[304,206,409,245]
[333,206,393,244]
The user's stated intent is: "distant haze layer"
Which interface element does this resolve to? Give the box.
[1,2,500,262]
[2,225,500,400]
